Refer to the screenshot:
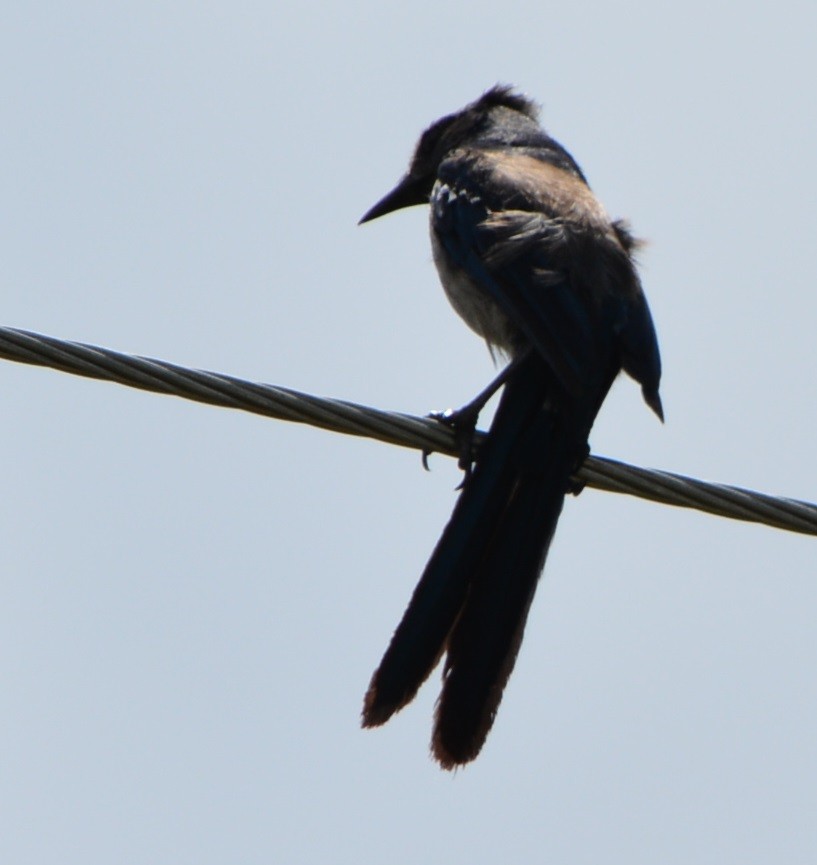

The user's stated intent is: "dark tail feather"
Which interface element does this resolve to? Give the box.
[363,355,592,766]
[432,408,579,767]
[362,361,547,725]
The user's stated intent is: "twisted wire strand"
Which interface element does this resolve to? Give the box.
[0,325,814,537]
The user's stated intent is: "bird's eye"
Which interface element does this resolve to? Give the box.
[412,114,456,169]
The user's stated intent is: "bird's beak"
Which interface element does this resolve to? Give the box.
[359,174,428,224]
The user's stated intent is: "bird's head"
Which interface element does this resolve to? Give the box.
[359,85,539,224]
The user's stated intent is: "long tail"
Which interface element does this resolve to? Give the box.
[362,354,598,768]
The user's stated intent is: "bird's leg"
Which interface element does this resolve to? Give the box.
[429,350,532,476]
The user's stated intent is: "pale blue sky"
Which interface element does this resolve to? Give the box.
[2,2,817,863]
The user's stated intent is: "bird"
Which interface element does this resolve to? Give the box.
[358,85,663,769]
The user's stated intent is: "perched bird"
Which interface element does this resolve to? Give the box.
[359,85,662,769]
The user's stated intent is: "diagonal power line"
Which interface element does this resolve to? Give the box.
[0,325,815,537]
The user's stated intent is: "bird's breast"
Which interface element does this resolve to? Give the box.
[429,227,520,357]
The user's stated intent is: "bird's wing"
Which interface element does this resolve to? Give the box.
[433,149,661,410]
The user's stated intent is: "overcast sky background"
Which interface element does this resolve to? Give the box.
[2,2,817,863]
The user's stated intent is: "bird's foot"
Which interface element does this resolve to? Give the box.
[565,476,586,496]
[566,442,591,496]
[429,403,481,485]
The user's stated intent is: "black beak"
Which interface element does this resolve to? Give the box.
[359,174,429,224]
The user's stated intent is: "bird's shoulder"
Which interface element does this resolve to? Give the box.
[435,147,609,231]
